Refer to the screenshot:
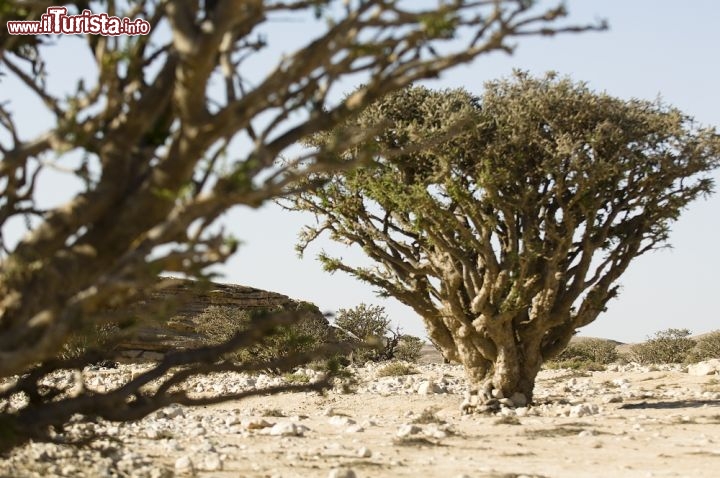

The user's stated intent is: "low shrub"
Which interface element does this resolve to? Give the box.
[557,338,619,364]
[283,372,311,383]
[59,322,122,360]
[376,361,416,377]
[544,338,617,370]
[395,335,425,362]
[195,303,332,365]
[544,358,606,372]
[687,330,720,362]
[630,328,696,364]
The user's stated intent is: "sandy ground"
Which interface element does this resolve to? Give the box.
[2,357,720,478]
[168,369,720,478]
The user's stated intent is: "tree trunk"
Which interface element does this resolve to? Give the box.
[492,343,541,403]
[448,320,544,412]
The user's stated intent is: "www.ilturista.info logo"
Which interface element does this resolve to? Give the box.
[6,7,151,36]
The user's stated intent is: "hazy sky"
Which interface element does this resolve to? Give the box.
[2,1,718,343]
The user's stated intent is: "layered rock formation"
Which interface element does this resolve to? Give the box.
[113,278,328,354]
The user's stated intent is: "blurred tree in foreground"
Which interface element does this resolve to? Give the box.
[287,74,720,406]
[0,0,600,451]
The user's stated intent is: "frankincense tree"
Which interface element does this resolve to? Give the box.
[287,74,720,405]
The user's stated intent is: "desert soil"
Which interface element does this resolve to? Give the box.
[2,352,720,478]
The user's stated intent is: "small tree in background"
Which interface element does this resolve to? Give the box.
[395,334,425,362]
[630,328,697,364]
[287,74,720,404]
[688,330,720,362]
[548,338,618,370]
[334,304,423,363]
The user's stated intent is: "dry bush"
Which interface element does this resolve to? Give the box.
[376,362,416,377]
[395,335,425,363]
[558,339,619,364]
[544,359,606,372]
[630,328,697,364]
[687,330,720,362]
[59,323,122,360]
[545,338,618,370]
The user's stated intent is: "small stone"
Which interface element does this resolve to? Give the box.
[687,359,720,376]
[491,389,504,399]
[329,416,356,427]
[396,424,422,438]
[357,446,372,458]
[345,424,365,433]
[498,398,515,408]
[165,440,183,451]
[328,468,357,478]
[603,395,623,404]
[174,456,194,474]
[199,455,223,471]
[424,425,448,439]
[165,405,185,419]
[417,380,444,395]
[242,418,273,430]
[267,422,304,437]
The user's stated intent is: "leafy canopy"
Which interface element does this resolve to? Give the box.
[289,72,720,367]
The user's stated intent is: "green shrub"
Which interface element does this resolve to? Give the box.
[544,358,606,371]
[395,335,425,362]
[687,330,720,362]
[630,328,696,364]
[195,303,331,365]
[59,322,122,360]
[376,361,416,377]
[283,372,311,383]
[557,338,619,364]
[334,303,424,363]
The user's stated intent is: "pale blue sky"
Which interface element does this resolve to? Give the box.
[2,1,718,343]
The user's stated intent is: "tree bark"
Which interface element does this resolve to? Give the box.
[445,316,544,408]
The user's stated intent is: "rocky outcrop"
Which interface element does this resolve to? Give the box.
[113,278,328,354]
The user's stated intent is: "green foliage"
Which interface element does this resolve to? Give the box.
[544,358,606,372]
[546,338,617,370]
[556,338,619,364]
[335,303,390,342]
[687,330,720,362]
[290,73,720,397]
[59,323,121,360]
[195,304,331,365]
[283,372,311,384]
[334,304,423,363]
[376,362,417,377]
[395,335,425,362]
[630,328,697,364]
